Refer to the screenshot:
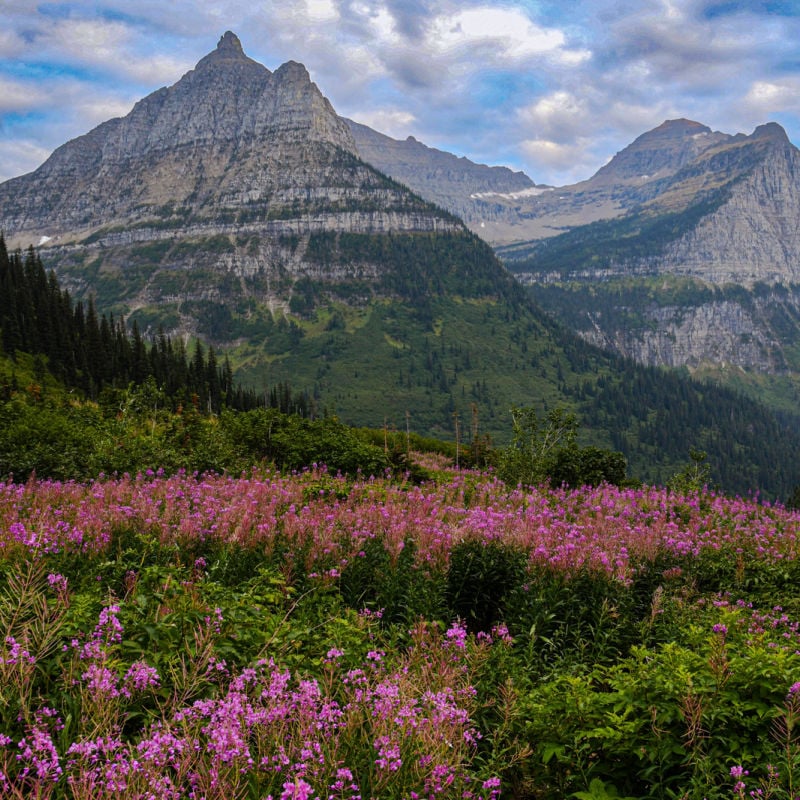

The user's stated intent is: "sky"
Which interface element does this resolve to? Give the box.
[1,1,799,187]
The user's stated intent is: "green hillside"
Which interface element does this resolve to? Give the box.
[4,233,800,498]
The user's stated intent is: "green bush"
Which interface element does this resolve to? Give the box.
[446,539,527,632]
[519,599,800,799]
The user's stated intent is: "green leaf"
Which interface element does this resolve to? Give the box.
[541,742,565,764]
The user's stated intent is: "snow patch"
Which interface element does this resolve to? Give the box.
[38,236,52,245]
[470,186,553,201]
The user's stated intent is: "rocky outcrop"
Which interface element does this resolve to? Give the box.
[580,299,790,373]
[347,119,539,234]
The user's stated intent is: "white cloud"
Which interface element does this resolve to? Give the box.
[427,6,590,65]
[0,78,48,113]
[518,91,589,141]
[0,139,52,183]
[305,0,340,23]
[0,28,26,59]
[37,18,133,64]
[349,109,417,139]
[521,137,594,176]
[742,79,800,119]
[124,54,195,86]
[29,17,192,85]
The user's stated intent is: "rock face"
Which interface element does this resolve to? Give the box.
[0,32,463,331]
[651,125,800,285]
[579,296,794,373]
[347,119,540,237]
[503,119,800,390]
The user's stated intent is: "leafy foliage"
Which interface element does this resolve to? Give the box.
[497,405,627,488]
[2,471,800,797]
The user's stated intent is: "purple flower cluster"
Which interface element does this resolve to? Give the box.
[0,614,500,798]
[2,471,799,587]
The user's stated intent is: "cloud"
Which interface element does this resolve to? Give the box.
[519,137,600,184]
[0,78,49,114]
[427,6,586,64]
[0,139,52,183]
[27,16,193,84]
[305,0,340,23]
[518,91,589,142]
[0,27,26,59]
[348,108,417,139]
[741,78,800,120]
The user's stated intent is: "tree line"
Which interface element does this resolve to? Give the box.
[0,236,311,415]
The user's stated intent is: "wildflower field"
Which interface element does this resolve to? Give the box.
[1,468,799,799]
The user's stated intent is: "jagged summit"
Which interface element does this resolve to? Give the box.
[194,30,262,71]
[216,30,245,55]
[752,121,790,143]
[0,32,366,243]
[0,29,465,335]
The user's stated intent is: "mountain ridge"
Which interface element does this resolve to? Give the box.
[496,118,800,409]
[2,32,800,496]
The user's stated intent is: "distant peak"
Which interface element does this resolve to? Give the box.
[657,118,708,130]
[751,122,789,143]
[195,31,258,72]
[646,119,712,138]
[216,31,244,55]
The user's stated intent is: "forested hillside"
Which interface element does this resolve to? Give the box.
[0,237,317,414]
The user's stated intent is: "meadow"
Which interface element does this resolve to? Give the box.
[1,467,799,799]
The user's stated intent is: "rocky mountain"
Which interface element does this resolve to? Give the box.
[346,119,543,239]
[0,30,562,445]
[348,117,741,247]
[495,119,800,411]
[2,33,800,495]
[0,32,463,320]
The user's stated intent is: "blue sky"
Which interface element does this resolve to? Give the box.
[1,1,799,186]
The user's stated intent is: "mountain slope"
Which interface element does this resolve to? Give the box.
[497,120,800,409]
[347,119,543,240]
[1,37,800,496]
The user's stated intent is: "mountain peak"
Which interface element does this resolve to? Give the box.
[652,119,711,136]
[195,31,258,72]
[751,122,790,143]
[592,118,723,184]
[274,60,311,83]
[216,31,245,55]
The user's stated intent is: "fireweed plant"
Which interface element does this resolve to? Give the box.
[0,468,798,798]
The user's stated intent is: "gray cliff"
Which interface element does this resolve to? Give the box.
[0,32,461,334]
